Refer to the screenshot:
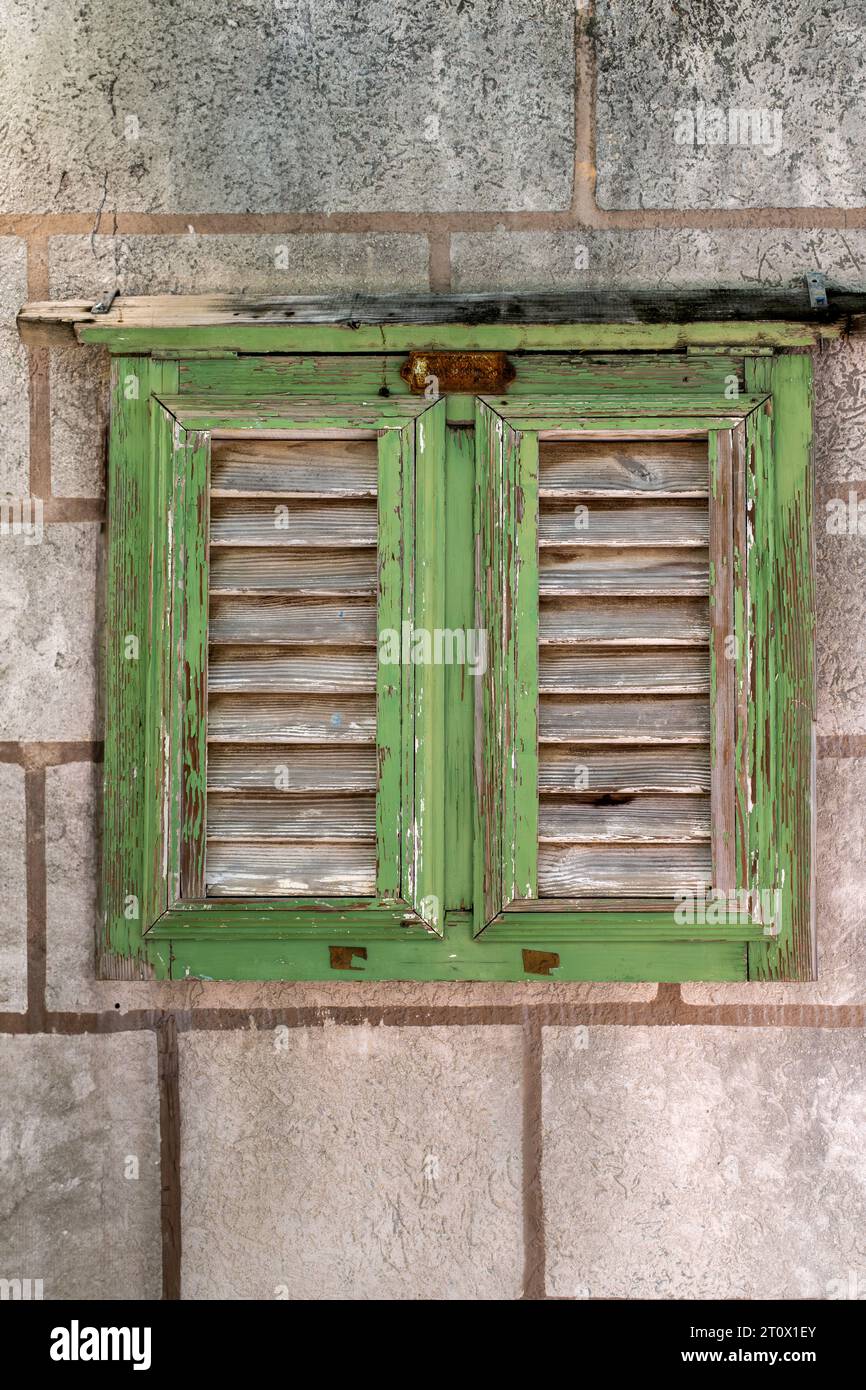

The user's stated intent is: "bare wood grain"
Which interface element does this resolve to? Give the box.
[538,843,712,896]
[207,744,377,791]
[208,647,376,694]
[210,498,377,546]
[539,547,709,596]
[539,438,709,497]
[539,597,709,646]
[206,793,376,840]
[209,548,376,594]
[538,795,711,843]
[207,694,376,742]
[539,746,711,794]
[539,502,708,547]
[539,695,710,743]
[211,437,378,496]
[209,596,376,645]
[539,649,709,694]
[206,841,376,896]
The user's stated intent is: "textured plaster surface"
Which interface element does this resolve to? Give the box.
[49,346,109,498]
[2,1,574,214]
[0,1033,161,1299]
[543,1026,866,1299]
[814,337,866,484]
[817,516,866,735]
[452,229,866,292]
[179,1025,524,1299]
[683,760,866,1004]
[0,763,27,1013]
[594,1,866,209]
[48,233,430,300]
[0,237,30,497]
[0,522,101,740]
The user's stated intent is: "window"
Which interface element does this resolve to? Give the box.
[97,342,814,984]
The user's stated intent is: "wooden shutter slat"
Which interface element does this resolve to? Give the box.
[539,795,710,843]
[207,694,375,742]
[538,746,711,793]
[539,597,709,646]
[539,503,708,547]
[539,695,709,743]
[208,648,377,693]
[539,438,709,497]
[210,437,378,496]
[209,547,376,594]
[206,792,376,840]
[210,596,376,645]
[539,547,708,596]
[537,844,712,896]
[210,498,378,546]
[206,842,377,896]
[538,649,709,694]
[207,745,376,791]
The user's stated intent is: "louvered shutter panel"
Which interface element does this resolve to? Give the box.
[160,397,446,930]
[474,398,738,932]
[205,436,380,895]
[536,435,713,899]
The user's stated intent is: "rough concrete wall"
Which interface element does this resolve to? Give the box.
[2,1,866,1300]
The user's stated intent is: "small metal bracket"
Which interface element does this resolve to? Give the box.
[90,289,119,315]
[805,272,828,310]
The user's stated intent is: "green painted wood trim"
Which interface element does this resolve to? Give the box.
[444,424,475,911]
[145,919,748,983]
[473,400,506,929]
[480,393,768,423]
[147,907,432,937]
[155,396,433,430]
[142,394,180,922]
[374,426,404,903]
[77,322,835,353]
[707,426,738,892]
[487,912,766,941]
[409,401,447,931]
[178,352,749,399]
[175,428,210,898]
[508,427,539,905]
[745,356,816,980]
[473,403,539,932]
[101,357,178,975]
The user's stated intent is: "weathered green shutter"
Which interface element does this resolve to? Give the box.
[472,391,801,960]
[101,351,814,982]
[103,394,446,967]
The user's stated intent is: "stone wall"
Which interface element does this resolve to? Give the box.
[2,1,866,1300]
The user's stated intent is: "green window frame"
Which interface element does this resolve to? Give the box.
[99,345,814,985]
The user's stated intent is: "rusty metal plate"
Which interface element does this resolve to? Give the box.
[400,350,515,395]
